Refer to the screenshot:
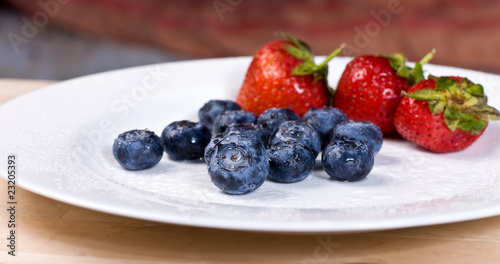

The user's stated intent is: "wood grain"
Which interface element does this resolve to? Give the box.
[1,79,500,263]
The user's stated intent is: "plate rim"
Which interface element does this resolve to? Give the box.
[1,56,500,233]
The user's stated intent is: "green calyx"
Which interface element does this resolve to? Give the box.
[402,76,500,135]
[377,49,435,86]
[280,33,344,96]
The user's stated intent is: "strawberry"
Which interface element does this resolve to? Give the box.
[236,34,343,117]
[394,76,500,153]
[333,51,434,134]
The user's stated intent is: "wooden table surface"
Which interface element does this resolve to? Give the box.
[1,78,500,264]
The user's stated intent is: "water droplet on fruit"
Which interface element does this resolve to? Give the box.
[383,88,395,98]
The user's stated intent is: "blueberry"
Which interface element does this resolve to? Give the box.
[212,110,257,135]
[113,129,164,170]
[270,121,321,157]
[321,137,374,182]
[256,108,299,146]
[205,133,269,195]
[332,121,383,155]
[161,120,211,161]
[198,100,241,131]
[268,142,315,183]
[303,107,348,149]
[223,123,267,146]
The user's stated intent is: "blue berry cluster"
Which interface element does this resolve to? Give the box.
[203,104,383,194]
[112,100,384,195]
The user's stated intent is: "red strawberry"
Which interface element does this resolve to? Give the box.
[236,34,343,117]
[333,51,434,134]
[394,76,500,153]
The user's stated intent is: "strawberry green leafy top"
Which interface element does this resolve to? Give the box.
[403,76,500,135]
[378,49,435,86]
[281,33,344,95]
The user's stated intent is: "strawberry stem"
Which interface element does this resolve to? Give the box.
[419,49,436,65]
[316,44,345,69]
[411,49,436,85]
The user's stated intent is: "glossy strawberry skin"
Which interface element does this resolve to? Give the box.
[394,77,486,153]
[333,55,410,134]
[236,40,330,117]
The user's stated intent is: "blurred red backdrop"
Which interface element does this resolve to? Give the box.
[7,0,500,74]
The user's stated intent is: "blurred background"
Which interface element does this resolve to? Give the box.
[1,0,500,80]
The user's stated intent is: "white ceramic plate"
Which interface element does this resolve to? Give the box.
[1,57,500,233]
